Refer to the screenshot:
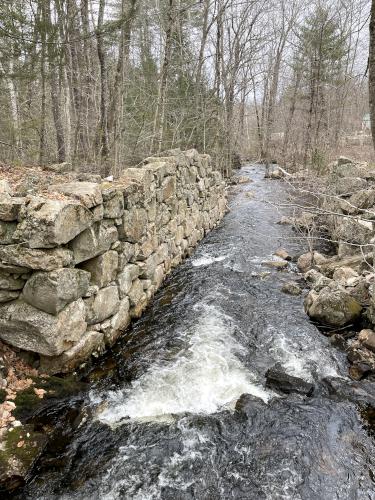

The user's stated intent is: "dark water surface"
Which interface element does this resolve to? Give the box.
[22,165,375,499]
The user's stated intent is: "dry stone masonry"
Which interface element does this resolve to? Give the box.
[0,150,227,373]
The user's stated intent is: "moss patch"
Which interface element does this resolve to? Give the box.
[14,375,86,422]
[0,424,47,492]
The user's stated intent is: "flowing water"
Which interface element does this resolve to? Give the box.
[21,165,375,499]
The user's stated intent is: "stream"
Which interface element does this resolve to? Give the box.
[20,165,375,499]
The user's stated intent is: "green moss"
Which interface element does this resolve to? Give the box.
[0,424,47,489]
[13,375,86,421]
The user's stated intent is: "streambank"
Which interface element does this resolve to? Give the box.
[7,164,375,499]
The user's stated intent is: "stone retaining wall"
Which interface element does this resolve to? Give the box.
[0,150,227,373]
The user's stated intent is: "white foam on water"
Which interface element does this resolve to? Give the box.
[266,325,340,382]
[191,254,226,267]
[94,304,271,426]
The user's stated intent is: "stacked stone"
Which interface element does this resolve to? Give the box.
[0,150,227,373]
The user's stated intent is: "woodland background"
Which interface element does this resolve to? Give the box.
[0,0,371,177]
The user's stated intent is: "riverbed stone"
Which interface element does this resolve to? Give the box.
[0,298,87,356]
[335,177,367,196]
[332,266,359,285]
[69,220,118,264]
[80,250,118,288]
[281,281,302,296]
[265,364,314,396]
[22,268,90,315]
[0,244,73,271]
[49,182,103,208]
[304,284,362,326]
[84,285,120,325]
[297,251,327,273]
[14,197,94,248]
[358,329,375,353]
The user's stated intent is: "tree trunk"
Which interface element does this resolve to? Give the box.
[96,0,109,162]
[369,0,375,150]
[151,0,174,154]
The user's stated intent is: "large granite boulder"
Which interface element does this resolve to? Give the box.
[49,182,103,208]
[39,330,104,373]
[297,251,327,273]
[22,268,91,314]
[69,220,118,264]
[0,298,86,356]
[0,244,73,271]
[14,197,94,248]
[304,284,362,326]
[80,250,118,288]
[334,177,367,196]
[84,285,120,324]
[333,216,373,246]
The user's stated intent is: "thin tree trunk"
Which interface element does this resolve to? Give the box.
[96,0,109,162]
[151,0,174,154]
[369,0,375,150]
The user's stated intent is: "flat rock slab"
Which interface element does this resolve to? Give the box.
[49,182,103,208]
[0,245,73,271]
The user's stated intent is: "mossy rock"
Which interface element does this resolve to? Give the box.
[0,424,47,493]
[14,375,87,422]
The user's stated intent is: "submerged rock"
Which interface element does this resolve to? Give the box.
[265,364,314,396]
[274,248,291,261]
[281,281,302,296]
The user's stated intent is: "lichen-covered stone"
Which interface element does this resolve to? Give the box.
[117,264,139,297]
[69,220,118,264]
[0,290,20,303]
[0,244,73,271]
[0,298,87,356]
[0,221,17,244]
[14,197,94,248]
[120,207,147,243]
[0,194,24,221]
[304,284,362,327]
[0,272,25,290]
[39,330,104,373]
[80,250,118,288]
[128,278,145,306]
[84,285,120,324]
[49,181,103,208]
[22,268,90,314]
[103,190,124,218]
